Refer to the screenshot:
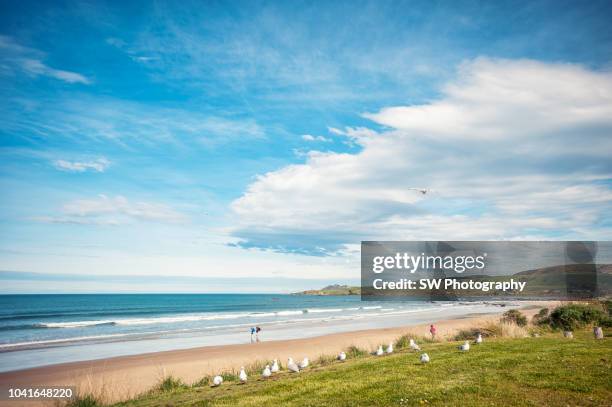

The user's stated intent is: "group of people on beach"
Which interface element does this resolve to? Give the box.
[250,326,262,343]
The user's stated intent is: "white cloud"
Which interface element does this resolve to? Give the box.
[364,58,612,142]
[0,36,91,84]
[302,134,331,142]
[36,195,186,225]
[230,59,612,254]
[54,157,110,173]
[20,58,90,84]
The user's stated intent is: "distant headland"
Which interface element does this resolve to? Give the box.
[293,284,361,296]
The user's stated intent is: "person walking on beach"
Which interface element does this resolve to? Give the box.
[429,324,437,340]
[250,327,256,343]
[255,326,261,342]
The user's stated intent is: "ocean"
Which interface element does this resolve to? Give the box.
[0,294,512,372]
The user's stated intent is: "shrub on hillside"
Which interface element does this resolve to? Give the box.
[532,308,549,325]
[156,376,186,392]
[394,335,412,349]
[602,300,612,317]
[599,316,612,328]
[501,309,528,327]
[345,345,367,358]
[548,304,605,331]
[67,395,100,407]
[453,327,497,341]
[455,322,528,340]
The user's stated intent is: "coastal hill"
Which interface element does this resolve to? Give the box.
[294,284,361,295]
[295,264,611,297]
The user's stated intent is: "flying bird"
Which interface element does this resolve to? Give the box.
[407,188,430,195]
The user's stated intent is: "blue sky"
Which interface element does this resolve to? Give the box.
[1,0,611,293]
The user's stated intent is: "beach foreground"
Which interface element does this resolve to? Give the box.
[0,304,555,405]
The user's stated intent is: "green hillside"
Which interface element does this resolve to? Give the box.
[294,284,361,295]
[108,330,611,407]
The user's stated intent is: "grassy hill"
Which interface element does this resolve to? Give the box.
[109,330,611,407]
[294,284,361,295]
[513,264,612,296]
[297,264,612,298]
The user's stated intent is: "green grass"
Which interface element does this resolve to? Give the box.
[107,330,611,407]
[155,376,187,393]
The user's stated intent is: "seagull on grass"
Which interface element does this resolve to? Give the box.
[212,375,223,387]
[271,359,279,373]
[376,345,384,356]
[298,357,309,369]
[386,342,394,354]
[262,365,271,378]
[460,341,470,351]
[420,353,430,363]
[338,351,346,361]
[239,367,248,383]
[287,357,300,373]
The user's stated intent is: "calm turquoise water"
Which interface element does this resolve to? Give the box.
[0,294,508,372]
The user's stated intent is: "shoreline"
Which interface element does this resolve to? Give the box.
[0,303,551,404]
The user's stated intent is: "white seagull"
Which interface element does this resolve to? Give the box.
[376,345,384,356]
[409,339,420,351]
[420,353,430,363]
[338,351,346,361]
[262,365,271,378]
[271,359,280,373]
[460,341,470,351]
[287,357,300,373]
[386,342,394,354]
[475,334,483,344]
[239,366,248,383]
[212,375,223,387]
[298,357,309,369]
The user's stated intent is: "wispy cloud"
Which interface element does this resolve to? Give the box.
[35,195,187,225]
[105,37,158,64]
[105,4,455,104]
[2,96,265,148]
[230,59,612,254]
[302,134,331,142]
[0,36,91,84]
[53,157,110,172]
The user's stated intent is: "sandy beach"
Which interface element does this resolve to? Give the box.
[0,303,552,405]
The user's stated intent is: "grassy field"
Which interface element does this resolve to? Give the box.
[107,330,611,407]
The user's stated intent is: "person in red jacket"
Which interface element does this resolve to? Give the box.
[429,324,437,340]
